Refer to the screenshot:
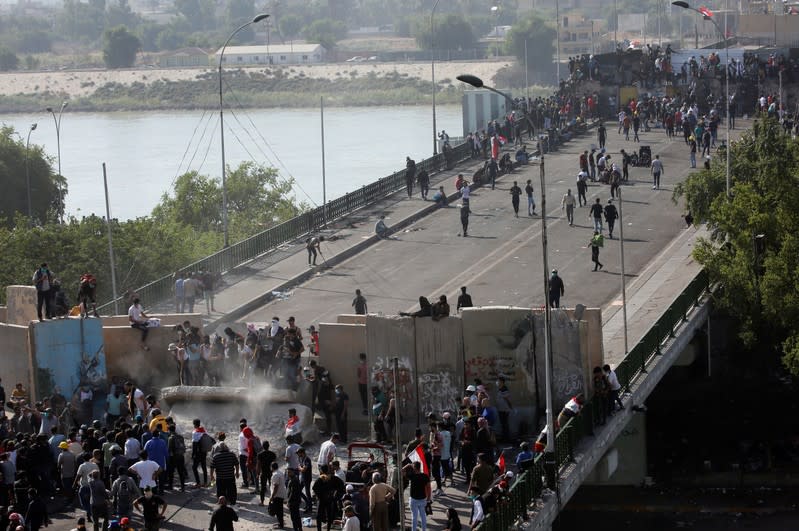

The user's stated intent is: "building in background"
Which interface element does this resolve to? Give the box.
[215,44,327,66]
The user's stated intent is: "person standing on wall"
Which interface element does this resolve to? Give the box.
[33,263,54,321]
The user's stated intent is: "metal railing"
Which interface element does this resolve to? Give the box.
[96,141,472,314]
[474,269,710,530]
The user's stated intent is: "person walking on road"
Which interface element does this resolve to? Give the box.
[604,199,618,239]
[306,236,324,266]
[209,496,238,531]
[689,135,697,168]
[590,198,604,233]
[509,181,522,217]
[459,203,470,237]
[417,168,430,200]
[525,180,536,216]
[405,157,416,198]
[597,123,607,149]
[576,171,588,207]
[651,154,664,189]
[589,148,597,181]
[590,231,604,271]
[561,189,576,226]
[549,269,565,308]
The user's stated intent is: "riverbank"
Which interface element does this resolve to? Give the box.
[0,60,514,112]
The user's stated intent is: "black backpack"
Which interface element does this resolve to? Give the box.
[170,434,186,455]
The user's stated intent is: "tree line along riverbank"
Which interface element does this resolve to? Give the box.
[0,68,468,113]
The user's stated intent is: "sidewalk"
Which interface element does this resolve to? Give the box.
[601,226,707,366]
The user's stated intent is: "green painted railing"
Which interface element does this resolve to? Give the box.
[475,269,710,530]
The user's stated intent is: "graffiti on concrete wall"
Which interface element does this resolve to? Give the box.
[418,371,460,415]
[465,355,518,382]
[553,366,583,398]
[371,356,413,410]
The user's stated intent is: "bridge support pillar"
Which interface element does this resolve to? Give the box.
[583,412,648,486]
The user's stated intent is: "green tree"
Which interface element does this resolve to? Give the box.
[413,13,476,50]
[102,25,141,68]
[674,118,799,374]
[0,125,62,225]
[278,13,304,43]
[151,162,306,241]
[174,0,216,31]
[0,46,19,71]
[505,13,556,73]
[226,0,256,42]
[302,18,347,50]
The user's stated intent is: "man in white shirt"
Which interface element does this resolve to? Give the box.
[316,434,339,473]
[129,451,162,490]
[269,462,287,527]
[285,437,301,472]
[124,381,147,418]
[124,434,142,465]
[342,505,360,531]
[604,364,625,413]
[128,298,150,351]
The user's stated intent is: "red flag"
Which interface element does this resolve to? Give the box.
[698,6,714,17]
[407,445,429,476]
[496,452,506,475]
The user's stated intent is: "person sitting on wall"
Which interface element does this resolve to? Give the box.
[432,187,448,207]
[374,216,388,239]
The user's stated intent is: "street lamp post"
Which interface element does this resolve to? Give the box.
[431,0,441,156]
[46,101,68,223]
[456,74,515,115]
[218,13,270,248]
[456,72,555,486]
[672,1,730,198]
[25,123,38,225]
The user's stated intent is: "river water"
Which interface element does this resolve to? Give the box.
[1,105,461,220]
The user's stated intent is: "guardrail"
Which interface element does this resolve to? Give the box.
[475,269,710,530]
[96,140,475,314]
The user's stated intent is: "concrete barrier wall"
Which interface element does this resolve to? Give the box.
[30,318,107,419]
[317,322,367,427]
[6,286,37,326]
[414,316,464,417]
[0,307,7,323]
[0,323,32,395]
[336,315,366,325]
[365,315,417,432]
[103,326,180,390]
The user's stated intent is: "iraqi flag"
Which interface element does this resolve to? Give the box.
[407,445,429,476]
[698,6,714,17]
[496,451,506,475]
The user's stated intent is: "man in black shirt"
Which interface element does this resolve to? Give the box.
[457,287,473,313]
[509,181,522,218]
[209,496,238,531]
[133,487,167,530]
[256,441,277,505]
[352,289,367,315]
[210,443,239,506]
[408,462,431,531]
[548,270,565,309]
[334,385,349,443]
[296,448,313,513]
[604,199,619,239]
[589,197,604,233]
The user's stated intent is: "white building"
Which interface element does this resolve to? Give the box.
[215,44,327,66]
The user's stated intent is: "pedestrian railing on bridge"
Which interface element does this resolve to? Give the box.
[475,269,711,530]
[95,141,474,315]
